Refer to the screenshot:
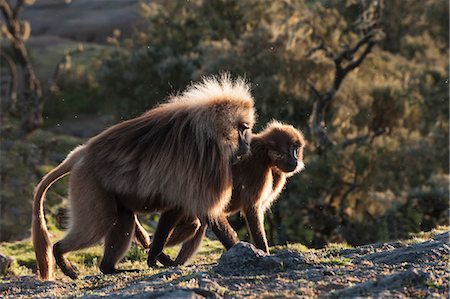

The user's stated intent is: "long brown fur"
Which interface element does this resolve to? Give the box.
[137,121,305,265]
[32,75,255,280]
[224,121,305,252]
[32,145,86,280]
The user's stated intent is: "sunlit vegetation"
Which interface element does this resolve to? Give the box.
[0,0,448,252]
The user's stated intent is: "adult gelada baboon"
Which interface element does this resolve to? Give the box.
[32,76,255,280]
[135,121,305,265]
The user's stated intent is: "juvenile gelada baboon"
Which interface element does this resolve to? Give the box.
[135,121,305,265]
[32,76,255,280]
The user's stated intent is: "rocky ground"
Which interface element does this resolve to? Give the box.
[1,231,448,298]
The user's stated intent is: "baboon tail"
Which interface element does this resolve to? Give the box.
[32,145,86,280]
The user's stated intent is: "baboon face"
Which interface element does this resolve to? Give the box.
[236,122,252,158]
[177,75,255,161]
[225,118,253,163]
[267,127,305,174]
[211,101,255,161]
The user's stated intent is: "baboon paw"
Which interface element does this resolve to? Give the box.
[147,259,158,268]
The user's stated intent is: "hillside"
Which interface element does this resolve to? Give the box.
[0,228,448,298]
[23,0,140,43]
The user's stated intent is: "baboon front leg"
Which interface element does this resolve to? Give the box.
[134,215,198,267]
[210,214,239,250]
[147,208,182,268]
[100,207,135,275]
[174,222,207,266]
[244,206,269,253]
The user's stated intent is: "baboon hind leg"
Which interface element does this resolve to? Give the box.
[100,206,136,275]
[54,232,106,280]
[54,171,116,279]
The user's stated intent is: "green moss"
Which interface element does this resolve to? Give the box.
[408,225,449,240]
[1,240,35,265]
[325,242,354,251]
[270,243,309,254]
[122,245,148,263]
[0,239,35,275]
[424,278,439,288]
[319,257,352,266]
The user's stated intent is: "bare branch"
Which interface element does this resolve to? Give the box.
[339,128,385,149]
[0,0,43,131]
[0,1,13,22]
[334,31,375,64]
[306,79,321,99]
[49,44,97,92]
[0,50,18,113]
[343,40,375,73]
[306,0,382,151]
[303,41,325,58]
[13,0,25,19]
[304,39,333,59]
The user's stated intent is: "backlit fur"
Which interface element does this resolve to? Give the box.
[230,120,305,214]
[137,121,306,264]
[86,76,254,219]
[32,75,255,280]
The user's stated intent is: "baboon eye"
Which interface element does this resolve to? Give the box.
[292,144,302,158]
[239,124,251,140]
[239,123,250,131]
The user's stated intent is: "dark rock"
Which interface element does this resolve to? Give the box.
[330,269,429,298]
[433,231,449,244]
[340,241,407,258]
[197,277,225,296]
[0,254,14,275]
[213,242,305,276]
[274,249,306,269]
[155,289,205,299]
[323,270,335,276]
[190,288,223,299]
[122,288,220,299]
[355,238,450,265]
[213,242,272,276]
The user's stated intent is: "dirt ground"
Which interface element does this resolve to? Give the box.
[1,231,448,298]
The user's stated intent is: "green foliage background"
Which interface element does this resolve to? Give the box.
[1,0,448,248]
